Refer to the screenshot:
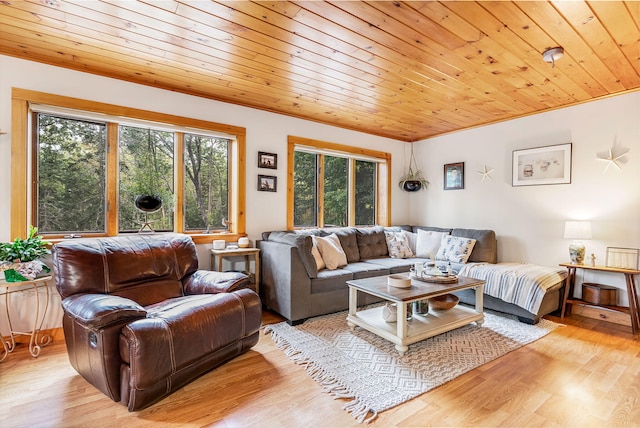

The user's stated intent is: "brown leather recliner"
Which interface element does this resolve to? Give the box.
[52,233,262,411]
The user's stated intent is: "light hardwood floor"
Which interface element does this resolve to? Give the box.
[1,311,639,428]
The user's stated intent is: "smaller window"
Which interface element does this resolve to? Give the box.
[288,136,390,229]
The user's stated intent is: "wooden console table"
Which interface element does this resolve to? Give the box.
[559,263,640,334]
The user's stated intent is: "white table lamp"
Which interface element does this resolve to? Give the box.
[564,221,592,264]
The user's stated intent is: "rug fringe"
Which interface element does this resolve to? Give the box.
[344,399,378,424]
[265,326,377,423]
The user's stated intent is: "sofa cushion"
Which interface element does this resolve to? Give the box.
[436,235,477,263]
[267,231,318,278]
[310,269,353,294]
[451,228,497,263]
[384,230,414,258]
[342,262,390,280]
[312,233,348,270]
[356,226,388,259]
[322,227,360,262]
[415,229,450,258]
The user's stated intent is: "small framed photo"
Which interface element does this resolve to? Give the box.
[444,162,464,190]
[512,143,572,186]
[258,151,277,169]
[258,174,277,192]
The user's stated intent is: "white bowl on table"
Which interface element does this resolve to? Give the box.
[387,274,411,288]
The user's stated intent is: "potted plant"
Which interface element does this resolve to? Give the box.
[0,225,51,282]
[399,145,429,192]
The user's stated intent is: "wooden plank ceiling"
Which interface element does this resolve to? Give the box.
[1,1,639,141]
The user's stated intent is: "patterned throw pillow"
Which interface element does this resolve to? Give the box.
[384,231,414,259]
[435,235,477,263]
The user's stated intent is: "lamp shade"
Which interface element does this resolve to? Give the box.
[564,221,592,240]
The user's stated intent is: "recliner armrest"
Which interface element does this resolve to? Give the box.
[183,270,249,295]
[61,294,147,330]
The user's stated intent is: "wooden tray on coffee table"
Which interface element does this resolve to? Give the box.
[410,273,458,284]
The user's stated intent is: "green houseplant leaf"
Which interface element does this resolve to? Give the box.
[0,225,51,263]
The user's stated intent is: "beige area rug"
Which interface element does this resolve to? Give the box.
[265,307,558,423]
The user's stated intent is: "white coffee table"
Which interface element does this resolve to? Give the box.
[346,275,485,356]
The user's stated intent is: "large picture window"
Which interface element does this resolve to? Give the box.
[288,136,391,229]
[12,88,246,244]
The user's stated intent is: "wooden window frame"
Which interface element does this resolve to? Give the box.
[287,135,391,230]
[11,88,246,244]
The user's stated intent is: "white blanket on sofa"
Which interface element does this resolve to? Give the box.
[458,262,567,314]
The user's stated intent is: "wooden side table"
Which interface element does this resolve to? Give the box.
[559,263,640,334]
[1,275,54,361]
[210,248,260,293]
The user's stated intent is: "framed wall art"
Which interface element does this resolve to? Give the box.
[258,151,277,169]
[258,174,277,192]
[444,162,464,190]
[512,143,572,186]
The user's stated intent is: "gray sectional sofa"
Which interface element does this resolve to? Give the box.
[258,226,563,325]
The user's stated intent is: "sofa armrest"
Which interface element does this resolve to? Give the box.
[258,240,312,323]
[183,270,249,295]
[265,232,318,278]
[61,294,147,330]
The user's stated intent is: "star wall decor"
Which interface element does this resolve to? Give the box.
[478,165,494,182]
[596,145,629,172]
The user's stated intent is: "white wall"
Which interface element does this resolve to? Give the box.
[411,91,640,303]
